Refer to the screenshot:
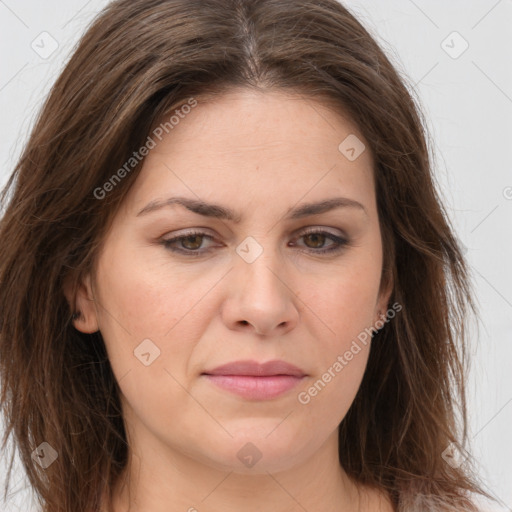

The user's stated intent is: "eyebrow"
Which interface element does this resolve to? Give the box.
[136,195,367,221]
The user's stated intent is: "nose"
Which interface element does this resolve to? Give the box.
[221,246,300,336]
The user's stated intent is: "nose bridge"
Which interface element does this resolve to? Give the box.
[235,234,287,301]
[224,234,298,335]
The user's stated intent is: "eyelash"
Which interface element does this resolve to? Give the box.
[160,228,349,257]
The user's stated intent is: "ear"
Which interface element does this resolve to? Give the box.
[373,268,394,326]
[63,272,100,333]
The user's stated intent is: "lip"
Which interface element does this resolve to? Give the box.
[202,359,307,400]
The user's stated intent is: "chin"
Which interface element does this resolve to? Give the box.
[192,430,315,475]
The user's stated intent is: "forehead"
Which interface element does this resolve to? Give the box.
[125,89,376,218]
[153,89,369,156]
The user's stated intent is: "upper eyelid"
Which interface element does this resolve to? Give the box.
[163,225,346,238]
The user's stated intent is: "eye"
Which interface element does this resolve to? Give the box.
[161,230,215,257]
[291,228,349,254]
[160,228,349,256]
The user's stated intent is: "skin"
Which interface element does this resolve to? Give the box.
[68,88,394,512]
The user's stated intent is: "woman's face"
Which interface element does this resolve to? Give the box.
[73,89,391,475]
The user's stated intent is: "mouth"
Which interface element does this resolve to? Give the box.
[202,374,305,400]
[201,359,307,400]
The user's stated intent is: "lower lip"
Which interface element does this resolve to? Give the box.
[203,374,304,400]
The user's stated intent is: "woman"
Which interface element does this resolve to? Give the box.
[0,0,494,511]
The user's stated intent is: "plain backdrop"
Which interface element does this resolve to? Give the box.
[1,1,511,511]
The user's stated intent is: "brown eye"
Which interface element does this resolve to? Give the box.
[302,232,328,249]
[180,234,204,250]
[294,229,349,254]
[161,230,215,256]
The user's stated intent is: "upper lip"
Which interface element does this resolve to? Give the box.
[203,359,307,377]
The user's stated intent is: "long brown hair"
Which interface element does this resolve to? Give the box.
[0,0,494,511]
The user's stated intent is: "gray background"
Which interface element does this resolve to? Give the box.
[1,1,511,510]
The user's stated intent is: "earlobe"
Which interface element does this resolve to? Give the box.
[63,273,100,333]
[375,274,394,327]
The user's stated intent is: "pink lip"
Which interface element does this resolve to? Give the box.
[202,359,307,400]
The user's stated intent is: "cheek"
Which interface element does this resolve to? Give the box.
[92,241,225,393]
[95,239,217,338]
[332,275,378,338]
[311,253,382,347]
[296,252,381,410]
[92,248,211,433]
[296,285,375,425]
